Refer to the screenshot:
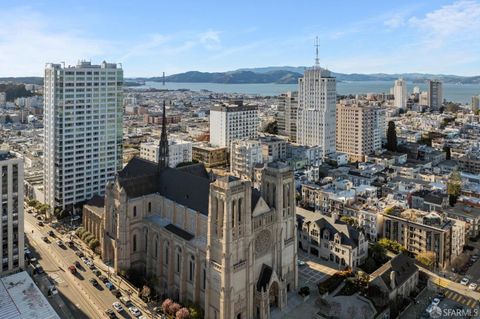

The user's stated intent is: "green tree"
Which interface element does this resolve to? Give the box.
[369,242,388,263]
[263,120,278,134]
[447,170,462,206]
[340,216,356,226]
[386,121,397,152]
[416,251,436,269]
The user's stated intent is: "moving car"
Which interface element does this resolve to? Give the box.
[112,302,123,312]
[128,307,142,317]
[460,277,469,285]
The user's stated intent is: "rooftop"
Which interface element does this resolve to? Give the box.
[0,271,60,319]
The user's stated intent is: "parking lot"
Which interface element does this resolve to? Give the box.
[298,250,340,289]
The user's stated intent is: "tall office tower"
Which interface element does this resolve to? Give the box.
[297,40,336,155]
[427,80,443,111]
[277,91,298,142]
[472,95,480,112]
[0,151,24,275]
[209,101,259,147]
[44,61,123,213]
[336,103,385,162]
[393,79,407,109]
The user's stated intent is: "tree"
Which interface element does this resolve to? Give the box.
[263,120,278,135]
[369,242,388,264]
[140,285,152,302]
[386,121,397,152]
[170,303,181,315]
[340,216,356,226]
[447,170,462,206]
[416,251,436,269]
[176,307,190,319]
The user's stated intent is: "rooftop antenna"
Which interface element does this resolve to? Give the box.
[162,72,165,86]
[314,36,320,67]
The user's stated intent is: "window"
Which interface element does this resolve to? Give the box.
[165,245,169,265]
[148,202,151,213]
[133,206,137,217]
[176,253,180,273]
[133,235,137,252]
[189,258,195,282]
[202,268,206,289]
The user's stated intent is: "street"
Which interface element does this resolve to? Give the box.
[24,212,149,319]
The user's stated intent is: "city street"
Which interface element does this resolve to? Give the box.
[24,212,146,319]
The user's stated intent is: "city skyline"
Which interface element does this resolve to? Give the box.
[1,0,480,77]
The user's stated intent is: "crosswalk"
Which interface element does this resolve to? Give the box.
[444,290,478,308]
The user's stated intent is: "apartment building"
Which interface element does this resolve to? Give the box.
[209,101,259,147]
[276,91,298,142]
[427,80,443,111]
[0,151,24,275]
[458,151,480,175]
[230,139,263,179]
[140,139,193,168]
[393,79,407,109]
[43,61,123,212]
[380,208,465,269]
[336,103,385,162]
[259,135,287,162]
[192,143,227,168]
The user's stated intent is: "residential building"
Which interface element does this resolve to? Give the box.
[419,91,429,106]
[192,143,227,168]
[230,139,263,179]
[393,79,407,109]
[259,136,287,163]
[296,58,336,155]
[209,101,259,147]
[336,103,385,162]
[0,151,24,275]
[380,209,465,269]
[458,151,480,174]
[472,95,480,112]
[297,207,368,269]
[427,80,443,111]
[276,92,298,142]
[0,92,6,107]
[140,139,193,168]
[43,61,123,213]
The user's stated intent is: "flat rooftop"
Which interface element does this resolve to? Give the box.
[0,271,60,319]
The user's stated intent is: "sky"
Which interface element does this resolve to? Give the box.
[1,0,480,77]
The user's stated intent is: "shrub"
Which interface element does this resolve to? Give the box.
[162,299,173,314]
[89,239,100,251]
[186,303,204,319]
[317,272,350,295]
[176,307,190,319]
[75,227,85,236]
[170,303,181,315]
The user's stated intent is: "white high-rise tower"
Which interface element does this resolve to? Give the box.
[43,61,123,214]
[393,79,407,109]
[296,38,337,155]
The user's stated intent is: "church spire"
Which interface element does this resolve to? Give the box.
[158,100,169,171]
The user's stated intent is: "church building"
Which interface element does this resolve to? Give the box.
[101,101,297,319]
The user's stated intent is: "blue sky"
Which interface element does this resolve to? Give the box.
[1,0,480,77]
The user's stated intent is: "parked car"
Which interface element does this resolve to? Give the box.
[48,230,55,237]
[92,269,101,276]
[112,302,123,312]
[111,289,122,298]
[42,236,49,243]
[128,307,142,317]
[56,240,64,247]
[297,260,306,266]
[119,296,133,307]
[99,275,109,283]
[74,261,81,268]
[89,278,99,287]
[48,285,58,296]
[34,264,44,274]
[68,265,77,274]
[468,283,478,290]
[460,277,469,285]
[105,309,117,319]
[37,221,44,226]
[105,282,115,290]
[75,251,84,257]
[432,298,441,306]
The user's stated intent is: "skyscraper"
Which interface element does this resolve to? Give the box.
[276,91,298,143]
[296,39,336,155]
[393,79,407,109]
[428,80,443,111]
[472,95,480,112]
[0,150,24,275]
[43,61,123,214]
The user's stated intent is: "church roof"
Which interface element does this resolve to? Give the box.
[370,253,418,292]
[165,224,195,241]
[117,157,211,215]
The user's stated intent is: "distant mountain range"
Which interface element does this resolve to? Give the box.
[2,67,480,85]
[132,67,480,84]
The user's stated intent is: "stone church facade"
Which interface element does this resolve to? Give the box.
[101,102,297,319]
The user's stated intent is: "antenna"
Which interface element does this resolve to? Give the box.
[314,36,320,67]
[162,72,165,86]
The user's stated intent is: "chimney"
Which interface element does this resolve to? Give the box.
[390,271,396,290]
